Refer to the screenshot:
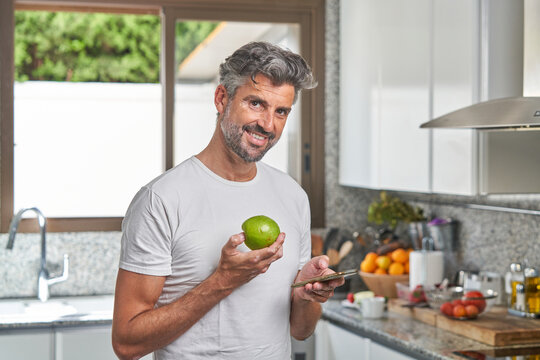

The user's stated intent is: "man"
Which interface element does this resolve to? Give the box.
[112,41,343,360]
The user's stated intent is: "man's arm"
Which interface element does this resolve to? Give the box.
[112,233,284,360]
[289,256,344,340]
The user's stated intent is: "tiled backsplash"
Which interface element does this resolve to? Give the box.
[0,232,120,298]
[1,1,538,299]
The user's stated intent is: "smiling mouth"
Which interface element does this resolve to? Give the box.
[243,124,275,146]
[248,131,266,141]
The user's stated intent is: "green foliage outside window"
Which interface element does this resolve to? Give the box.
[15,11,219,83]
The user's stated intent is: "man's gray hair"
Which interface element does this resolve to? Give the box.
[219,41,317,103]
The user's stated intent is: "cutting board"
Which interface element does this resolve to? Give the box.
[388,299,540,346]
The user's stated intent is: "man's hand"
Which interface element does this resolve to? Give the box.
[213,232,285,291]
[293,256,344,303]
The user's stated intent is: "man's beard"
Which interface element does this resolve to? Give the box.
[220,105,278,162]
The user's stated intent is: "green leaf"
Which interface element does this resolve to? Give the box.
[15,11,218,83]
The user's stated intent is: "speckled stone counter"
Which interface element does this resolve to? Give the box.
[321,299,511,360]
[0,313,112,331]
[0,295,113,331]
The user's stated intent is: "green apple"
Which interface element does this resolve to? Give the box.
[241,215,280,250]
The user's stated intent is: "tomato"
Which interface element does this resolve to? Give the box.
[439,302,454,317]
[347,292,355,303]
[453,304,467,318]
[451,299,463,306]
[463,291,487,313]
[408,285,426,303]
[465,304,479,318]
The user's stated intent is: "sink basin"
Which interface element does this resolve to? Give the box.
[0,295,114,324]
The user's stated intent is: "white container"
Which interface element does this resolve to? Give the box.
[361,297,385,319]
[409,250,444,290]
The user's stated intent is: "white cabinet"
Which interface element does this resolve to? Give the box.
[0,330,54,360]
[339,0,525,195]
[55,326,117,360]
[315,320,415,360]
[1,325,154,360]
[339,0,430,192]
[370,340,416,360]
[315,320,369,360]
[431,0,478,195]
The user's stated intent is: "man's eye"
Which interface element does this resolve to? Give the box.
[250,100,261,107]
[277,109,289,116]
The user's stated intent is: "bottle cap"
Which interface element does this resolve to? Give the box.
[510,263,523,273]
[524,267,539,278]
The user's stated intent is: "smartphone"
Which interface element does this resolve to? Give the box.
[291,269,357,288]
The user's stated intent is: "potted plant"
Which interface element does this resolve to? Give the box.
[367,191,425,230]
[367,191,427,249]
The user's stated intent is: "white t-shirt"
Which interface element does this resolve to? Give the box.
[119,156,311,360]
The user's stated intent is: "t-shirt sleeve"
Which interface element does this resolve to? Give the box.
[119,186,172,276]
[297,193,312,270]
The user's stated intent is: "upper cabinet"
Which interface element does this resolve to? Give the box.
[340,0,531,195]
[431,0,479,195]
[339,0,430,192]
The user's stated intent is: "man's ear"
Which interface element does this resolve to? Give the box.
[214,84,228,114]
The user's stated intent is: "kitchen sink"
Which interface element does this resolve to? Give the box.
[0,295,114,324]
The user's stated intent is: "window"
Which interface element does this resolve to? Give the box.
[14,10,164,219]
[0,0,326,233]
[173,21,302,181]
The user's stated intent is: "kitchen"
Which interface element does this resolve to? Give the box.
[1,0,540,359]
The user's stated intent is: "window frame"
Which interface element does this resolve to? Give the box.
[0,0,326,233]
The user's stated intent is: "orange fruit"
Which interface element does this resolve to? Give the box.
[364,252,378,263]
[391,248,408,264]
[388,262,405,275]
[374,268,387,275]
[404,261,410,274]
[375,255,391,270]
[360,259,377,273]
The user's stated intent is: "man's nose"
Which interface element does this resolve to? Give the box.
[258,111,274,132]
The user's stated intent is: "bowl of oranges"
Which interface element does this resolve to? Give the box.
[358,248,411,298]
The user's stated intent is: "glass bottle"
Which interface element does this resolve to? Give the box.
[516,283,526,312]
[508,262,524,309]
[524,266,540,314]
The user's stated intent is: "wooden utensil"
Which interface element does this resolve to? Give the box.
[338,240,353,261]
[327,248,340,266]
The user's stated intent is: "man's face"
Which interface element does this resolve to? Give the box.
[219,74,295,162]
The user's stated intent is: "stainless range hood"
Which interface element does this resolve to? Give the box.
[420,97,540,130]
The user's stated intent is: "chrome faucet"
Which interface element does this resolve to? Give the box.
[6,207,69,302]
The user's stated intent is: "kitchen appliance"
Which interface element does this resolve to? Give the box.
[420,97,540,130]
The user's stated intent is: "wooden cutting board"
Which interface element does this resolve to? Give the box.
[388,299,540,346]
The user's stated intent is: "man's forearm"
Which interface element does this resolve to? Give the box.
[113,272,233,360]
[289,293,322,340]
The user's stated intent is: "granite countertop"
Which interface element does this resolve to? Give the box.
[0,295,113,330]
[322,299,509,360]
